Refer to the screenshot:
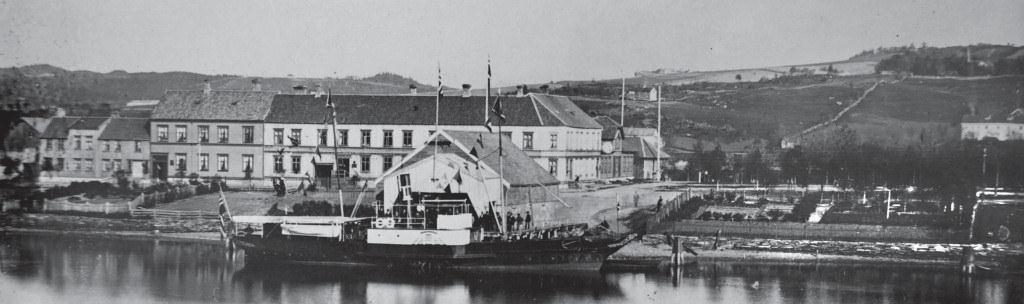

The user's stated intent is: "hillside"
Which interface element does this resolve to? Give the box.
[0,65,436,108]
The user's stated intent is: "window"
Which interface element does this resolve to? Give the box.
[114,159,122,172]
[550,133,558,149]
[273,155,284,173]
[217,126,229,143]
[361,130,371,147]
[199,153,209,171]
[74,135,82,150]
[175,153,187,171]
[198,125,209,143]
[157,125,168,142]
[85,136,93,151]
[175,125,187,142]
[134,141,143,152]
[500,131,512,140]
[56,158,64,171]
[114,141,121,152]
[291,156,301,174]
[383,156,393,170]
[273,128,284,145]
[549,158,557,175]
[84,158,94,172]
[338,129,348,146]
[242,155,254,174]
[383,130,394,147]
[72,158,81,171]
[103,141,111,152]
[566,158,574,180]
[217,154,228,172]
[318,129,328,146]
[523,132,534,150]
[101,159,111,172]
[243,126,254,143]
[290,129,301,146]
[43,157,52,170]
[45,139,52,151]
[361,155,370,173]
[402,130,413,147]
[57,139,65,151]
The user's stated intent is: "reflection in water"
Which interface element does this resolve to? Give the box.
[0,233,1021,304]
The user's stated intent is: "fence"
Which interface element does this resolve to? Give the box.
[129,208,220,220]
[656,219,962,242]
[42,200,132,215]
[135,185,198,208]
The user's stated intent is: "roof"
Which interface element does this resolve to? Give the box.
[39,117,77,139]
[125,100,160,107]
[153,90,277,121]
[70,117,108,130]
[623,127,658,137]
[385,130,559,186]
[962,108,1024,123]
[20,117,51,134]
[593,116,622,141]
[98,118,149,140]
[265,93,601,129]
[621,137,669,159]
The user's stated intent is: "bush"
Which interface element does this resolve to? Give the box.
[290,200,339,216]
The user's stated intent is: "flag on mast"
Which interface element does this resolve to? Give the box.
[484,96,505,133]
[216,188,234,239]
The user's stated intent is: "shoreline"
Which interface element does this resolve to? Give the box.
[2,226,1000,271]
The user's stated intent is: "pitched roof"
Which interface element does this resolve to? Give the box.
[266,93,601,129]
[153,90,277,121]
[98,118,149,140]
[962,108,1024,123]
[40,117,76,139]
[623,127,659,137]
[389,130,559,186]
[70,117,108,130]
[20,117,51,134]
[621,137,669,159]
[593,116,622,140]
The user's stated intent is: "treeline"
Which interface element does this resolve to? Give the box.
[875,44,1024,76]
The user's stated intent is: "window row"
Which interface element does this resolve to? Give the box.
[157,125,254,144]
[272,128,415,148]
[172,153,254,173]
[44,139,145,153]
[39,157,145,174]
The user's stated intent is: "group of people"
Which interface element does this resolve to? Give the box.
[477,208,533,232]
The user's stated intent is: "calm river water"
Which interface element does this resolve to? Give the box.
[0,233,1020,304]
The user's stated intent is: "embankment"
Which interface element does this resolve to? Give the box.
[654,219,962,242]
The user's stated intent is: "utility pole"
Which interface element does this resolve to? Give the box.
[656,84,662,181]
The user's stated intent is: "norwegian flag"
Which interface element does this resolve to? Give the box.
[484,96,505,132]
[216,188,234,238]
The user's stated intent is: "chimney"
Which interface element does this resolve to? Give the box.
[251,78,261,91]
[202,79,212,95]
[409,84,418,95]
[516,85,526,97]
[461,84,472,98]
[314,84,323,98]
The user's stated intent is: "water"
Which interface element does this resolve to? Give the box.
[0,234,1020,304]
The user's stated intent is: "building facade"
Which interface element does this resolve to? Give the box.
[38,117,110,178]
[150,89,276,185]
[962,109,1024,141]
[96,118,151,179]
[262,93,604,187]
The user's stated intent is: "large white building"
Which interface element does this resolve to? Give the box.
[261,93,604,188]
[961,109,1024,141]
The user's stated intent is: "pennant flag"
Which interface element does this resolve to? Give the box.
[469,146,478,159]
[288,135,300,147]
[276,148,285,155]
[443,184,452,193]
[476,134,485,148]
[453,170,462,184]
[216,189,234,238]
[484,96,505,132]
[315,146,322,160]
[437,65,443,97]
[309,156,317,166]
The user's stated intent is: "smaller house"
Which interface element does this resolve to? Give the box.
[593,116,633,180]
[621,127,668,180]
[97,118,151,179]
[38,117,111,179]
[961,108,1024,141]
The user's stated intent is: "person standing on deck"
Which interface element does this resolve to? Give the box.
[633,191,640,208]
[656,196,664,211]
[506,211,514,232]
[525,211,532,230]
[515,213,524,231]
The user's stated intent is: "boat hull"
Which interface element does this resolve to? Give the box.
[234,235,633,271]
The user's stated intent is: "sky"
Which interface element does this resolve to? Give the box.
[1,0,1023,87]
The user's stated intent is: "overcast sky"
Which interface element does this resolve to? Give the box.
[2,0,1022,87]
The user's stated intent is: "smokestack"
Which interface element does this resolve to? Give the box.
[461,84,472,98]
[202,79,212,95]
[251,78,261,91]
[409,84,418,95]
[314,84,323,98]
[516,85,526,97]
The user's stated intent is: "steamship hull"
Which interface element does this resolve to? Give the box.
[233,234,634,271]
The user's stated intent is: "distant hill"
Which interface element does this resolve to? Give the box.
[0,65,436,108]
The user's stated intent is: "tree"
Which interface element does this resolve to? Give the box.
[735,74,742,81]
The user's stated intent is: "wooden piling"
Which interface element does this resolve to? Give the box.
[961,245,975,275]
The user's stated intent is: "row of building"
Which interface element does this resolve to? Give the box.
[6,85,666,188]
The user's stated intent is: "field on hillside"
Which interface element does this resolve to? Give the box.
[791,75,1024,149]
